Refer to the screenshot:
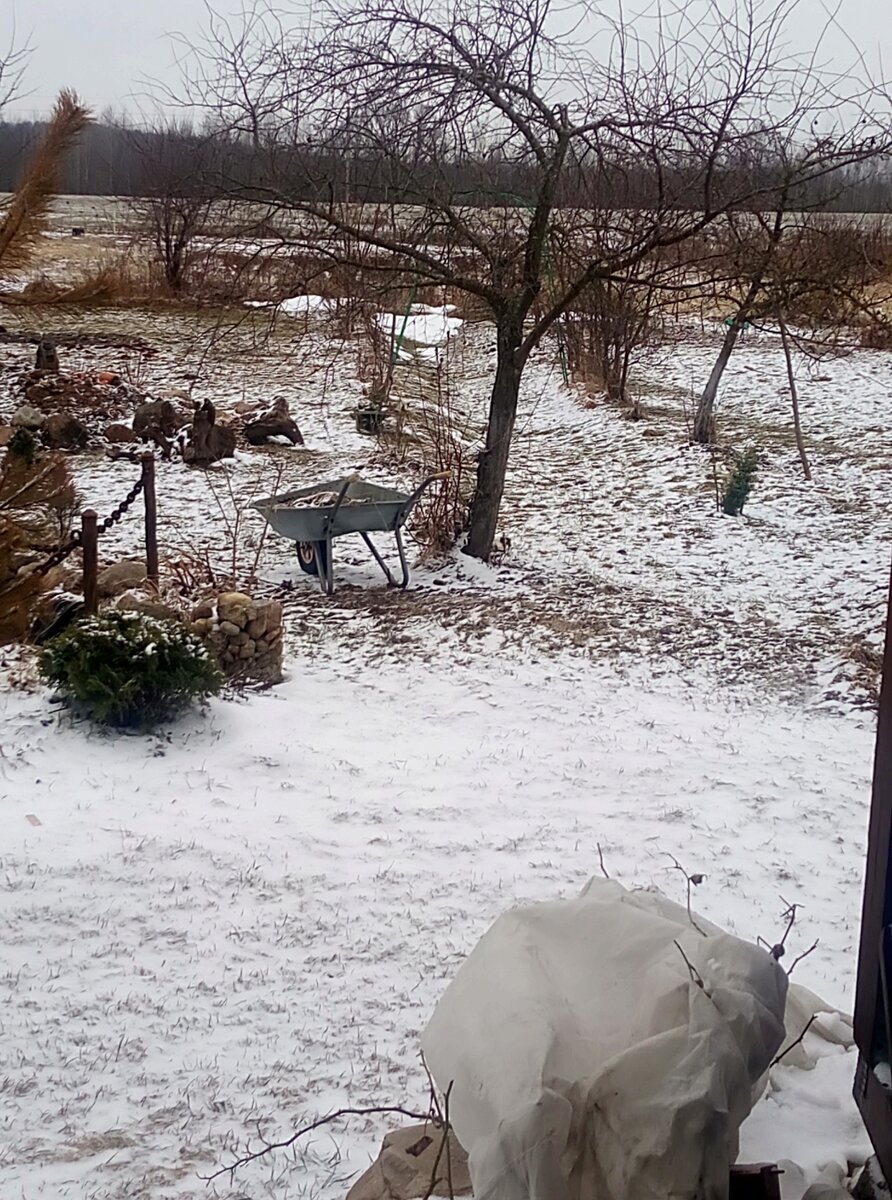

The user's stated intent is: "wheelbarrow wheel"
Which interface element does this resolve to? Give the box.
[296,540,328,576]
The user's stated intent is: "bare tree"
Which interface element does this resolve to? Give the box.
[181,0,890,559]
[777,316,811,481]
[696,206,892,468]
[692,135,892,446]
[127,121,227,293]
[0,23,29,116]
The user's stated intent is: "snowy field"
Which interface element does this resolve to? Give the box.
[1,296,890,1197]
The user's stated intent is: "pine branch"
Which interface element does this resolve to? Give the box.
[0,89,92,272]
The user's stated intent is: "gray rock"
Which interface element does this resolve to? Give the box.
[104,422,137,444]
[244,396,304,446]
[133,400,181,441]
[217,592,252,627]
[12,404,45,430]
[183,399,237,465]
[97,560,148,599]
[41,412,89,451]
[35,338,60,372]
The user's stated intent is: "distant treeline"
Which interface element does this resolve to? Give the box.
[0,118,890,213]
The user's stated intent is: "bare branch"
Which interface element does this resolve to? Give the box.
[203,1104,436,1182]
[667,854,707,937]
[597,842,610,879]
[770,1013,819,1068]
[786,938,820,976]
[673,939,706,990]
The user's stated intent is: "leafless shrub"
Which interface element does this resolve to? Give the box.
[168,460,286,597]
[858,322,892,350]
[409,357,473,559]
[11,248,160,305]
[561,275,663,416]
[354,302,397,412]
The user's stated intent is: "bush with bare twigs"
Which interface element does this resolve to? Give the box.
[168,462,286,597]
[409,358,473,559]
[561,275,662,415]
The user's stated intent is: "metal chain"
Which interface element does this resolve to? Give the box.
[33,531,82,577]
[28,471,145,577]
[97,476,145,534]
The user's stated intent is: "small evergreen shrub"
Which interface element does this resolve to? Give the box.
[722,447,759,516]
[39,611,222,729]
[8,428,39,465]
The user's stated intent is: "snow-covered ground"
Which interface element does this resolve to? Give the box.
[0,647,875,1198]
[1,304,889,1197]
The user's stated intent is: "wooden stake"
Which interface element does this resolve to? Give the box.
[142,453,159,587]
[81,509,98,615]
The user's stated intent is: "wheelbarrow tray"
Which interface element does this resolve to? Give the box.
[253,477,411,542]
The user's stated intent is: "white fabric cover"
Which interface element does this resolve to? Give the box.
[421,878,789,1200]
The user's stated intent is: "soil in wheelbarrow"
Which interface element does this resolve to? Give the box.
[298,491,378,508]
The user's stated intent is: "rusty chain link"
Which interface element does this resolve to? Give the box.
[96,475,145,534]
[33,531,82,577]
[29,471,146,578]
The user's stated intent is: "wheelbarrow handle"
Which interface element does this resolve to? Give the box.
[396,470,449,523]
[405,470,451,509]
[323,475,355,536]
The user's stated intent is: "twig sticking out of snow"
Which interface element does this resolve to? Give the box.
[786,938,820,975]
[769,897,801,960]
[421,1082,454,1200]
[667,854,707,936]
[597,842,610,879]
[770,1013,819,1068]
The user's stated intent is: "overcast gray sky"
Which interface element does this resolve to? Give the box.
[5,0,892,119]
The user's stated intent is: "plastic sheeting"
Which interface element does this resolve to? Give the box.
[421,878,789,1200]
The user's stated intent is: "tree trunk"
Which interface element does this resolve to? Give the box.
[465,319,522,560]
[778,316,812,481]
[693,277,763,445]
[692,320,743,444]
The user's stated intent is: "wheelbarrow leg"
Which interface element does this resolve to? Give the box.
[324,535,335,594]
[359,532,397,586]
[312,540,334,594]
[394,527,410,589]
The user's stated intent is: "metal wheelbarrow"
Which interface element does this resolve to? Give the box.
[253,472,448,594]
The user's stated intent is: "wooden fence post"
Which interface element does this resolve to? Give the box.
[142,453,159,588]
[81,510,98,615]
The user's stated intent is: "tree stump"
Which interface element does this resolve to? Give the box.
[35,338,60,373]
[184,399,237,464]
[244,397,304,446]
